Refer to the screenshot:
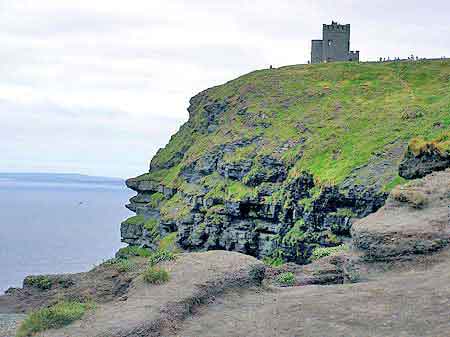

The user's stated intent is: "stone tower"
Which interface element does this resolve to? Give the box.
[311,21,359,64]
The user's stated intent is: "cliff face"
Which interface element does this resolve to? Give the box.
[122,60,450,264]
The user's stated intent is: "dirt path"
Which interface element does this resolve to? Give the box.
[170,249,450,337]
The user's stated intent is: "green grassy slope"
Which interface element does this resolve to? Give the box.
[137,60,450,193]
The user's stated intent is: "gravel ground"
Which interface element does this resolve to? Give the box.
[0,314,25,337]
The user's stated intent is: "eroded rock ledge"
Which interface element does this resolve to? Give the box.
[352,169,450,260]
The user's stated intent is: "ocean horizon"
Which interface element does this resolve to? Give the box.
[0,173,135,294]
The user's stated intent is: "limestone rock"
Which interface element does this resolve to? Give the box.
[352,169,450,260]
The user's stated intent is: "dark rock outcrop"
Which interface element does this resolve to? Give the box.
[399,147,450,179]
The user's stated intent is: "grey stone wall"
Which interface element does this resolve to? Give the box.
[311,40,323,64]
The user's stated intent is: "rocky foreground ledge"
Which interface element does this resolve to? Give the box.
[353,169,450,260]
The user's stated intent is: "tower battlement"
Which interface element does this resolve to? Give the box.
[323,21,350,32]
[311,21,359,64]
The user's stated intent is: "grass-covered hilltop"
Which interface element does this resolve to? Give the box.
[123,59,450,264]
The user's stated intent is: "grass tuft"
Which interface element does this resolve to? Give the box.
[116,246,152,258]
[142,266,170,284]
[24,276,52,291]
[263,256,284,268]
[408,131,450,157]
[159,232,179,252]
[311,244,349,261]
[101,258,136,273]
[148,248,177,267]
[16,301,94,337]
[276,272,296,287]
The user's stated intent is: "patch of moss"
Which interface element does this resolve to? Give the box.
[148,248,177,267]
[334,208,356,218]
[262,187,285,205]
[147,192,165,208]
[102,258,136,273]
[142,266,170,284]
[116,246,152,258]
[24,276,52,291]
[311,244,349,261]
[202,173,256,202]
[383,175,408,192]
[222,144,257,164]
[324,231,342,246]
[122,215,144,226]
[276,272,296,287]
[263,256,284,268]
[298,186,321,212]
[159,232,178,251]
[16,301,94,337]
[143,218,160,241]
[409,131,450,156]
[282,220,306,246]
[159,194,190,222]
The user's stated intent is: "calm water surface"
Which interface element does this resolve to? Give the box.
[0,179,134,293]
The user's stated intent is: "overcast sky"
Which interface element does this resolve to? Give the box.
[1,0,449,178]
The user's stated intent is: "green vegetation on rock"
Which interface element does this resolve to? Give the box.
[24,276,52,291]
[148,248,177,267]
[159,232,179,251]
[263,256,284,268]
[102,258,136,272]
[160,194,190,222]
[147,192,165,208]
[311,244,349,261]
[409,131,450,157]
[142,266,170,284]
[283,220,306,246]
[276,272,296,287]
[143,218,160,240]
[116,246,152,258]
[383,175,408,192]
[16,301,94,337]
[122,215,145,226]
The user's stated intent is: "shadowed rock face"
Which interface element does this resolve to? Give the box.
[399,148,450,179]
[352,169,450,260]
[124,168,387,264]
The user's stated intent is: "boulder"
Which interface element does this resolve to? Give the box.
[352,169,450,260]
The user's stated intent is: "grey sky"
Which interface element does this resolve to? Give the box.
[1,0,449,178]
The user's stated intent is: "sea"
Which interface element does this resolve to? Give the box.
[0,173,135,294]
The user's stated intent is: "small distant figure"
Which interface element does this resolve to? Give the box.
[379,57,383,62]
[269,65,273,69]
[78,201,84,206]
